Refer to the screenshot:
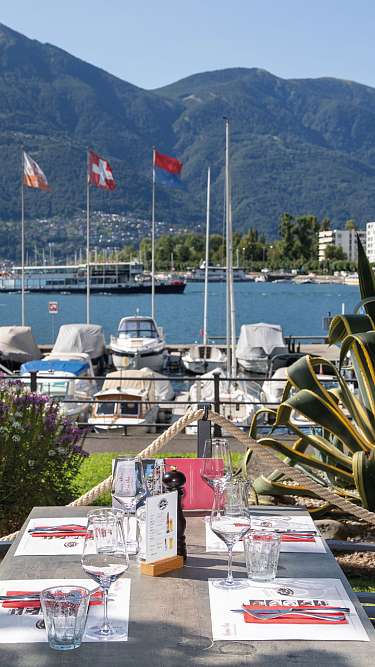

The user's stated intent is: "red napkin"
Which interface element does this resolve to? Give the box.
[242,604,348,625]
[2,590,103,609]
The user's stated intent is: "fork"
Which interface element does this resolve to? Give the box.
[240,605,348,622]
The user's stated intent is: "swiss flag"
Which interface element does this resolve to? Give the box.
[88,150,116,190]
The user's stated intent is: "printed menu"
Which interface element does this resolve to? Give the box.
[208,578,369,641]
[205,513,326,554]
[144,491,177,562]
[0,578,130,643]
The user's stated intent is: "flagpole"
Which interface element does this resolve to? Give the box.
[151,147,156,320]
[86,150,90,324]
[21,149,25,326]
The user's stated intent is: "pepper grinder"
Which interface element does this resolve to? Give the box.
[163,467,187,561]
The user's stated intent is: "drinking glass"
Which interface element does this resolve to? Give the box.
[40,585,90,651]
[200,438,233,490]
[112,456,148,554]
[81,508,129,640]
[209,479,251,589]
[112,456,148,513]
[243,530,281,581]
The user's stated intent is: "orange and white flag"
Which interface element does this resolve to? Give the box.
[23,151,50,190]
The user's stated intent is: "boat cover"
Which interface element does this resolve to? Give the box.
[101,368,174,401]
[0,326,41,362]
[52,324,105,359]
[236,323,287,360]
[20,359,89,376]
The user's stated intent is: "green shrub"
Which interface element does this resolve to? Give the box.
[0,379,88,533]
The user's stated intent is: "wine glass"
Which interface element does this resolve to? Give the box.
[210,479,251,589]
[112,457,148,512]
[200,438,233,490]
[81,508,129,640]
[112,457,148,554]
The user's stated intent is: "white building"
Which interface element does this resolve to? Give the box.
[318,229,366,263]
[366,222,375,263]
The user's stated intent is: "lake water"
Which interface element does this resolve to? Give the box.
[0,282,360,345]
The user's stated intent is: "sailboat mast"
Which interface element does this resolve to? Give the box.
[225,118,231,377]
[203,167,211,347]
[229,173,237,377]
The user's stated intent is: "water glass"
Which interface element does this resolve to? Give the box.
[243,530,281,581]
[40,585,90,651]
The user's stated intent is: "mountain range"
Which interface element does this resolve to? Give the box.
[1,22,375,240]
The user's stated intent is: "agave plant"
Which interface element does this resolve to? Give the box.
[249,236,375,513]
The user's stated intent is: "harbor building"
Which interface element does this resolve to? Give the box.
[318,229,366,263]
[366,222,375,263]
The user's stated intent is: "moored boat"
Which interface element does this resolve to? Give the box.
[88,368,172,433]
[109,315,167,371]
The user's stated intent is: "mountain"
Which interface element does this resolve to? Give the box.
[1,22,375,245]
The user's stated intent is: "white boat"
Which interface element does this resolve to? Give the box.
[20,353,97,422]
[173,367,265,434]
[182,344,227,374]
[51,323,106,371]
[0,326,41,371]
[185,262,251,282]
[109,315,167,371]
[88,368,173,433]
[183,169,228,376]
[236,323,288,375]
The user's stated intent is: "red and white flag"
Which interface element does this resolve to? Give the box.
[23,152,50,190]
[88,150,116,190]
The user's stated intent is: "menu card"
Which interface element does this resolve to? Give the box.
[144,491,177,562]
[15,516,138,557]
[0,578,130,643]
[205,514,326,554]
[208,578,369,641]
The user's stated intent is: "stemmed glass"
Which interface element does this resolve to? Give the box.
[81,508,129,640]
[112,457,148,554]
[112,457,148,512]
[210,479,251,589]
[200,438,233,490]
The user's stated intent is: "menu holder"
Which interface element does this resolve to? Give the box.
[140,490,182,577]
[140,555,184,577]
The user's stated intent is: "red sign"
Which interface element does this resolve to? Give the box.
[48,301,58,314]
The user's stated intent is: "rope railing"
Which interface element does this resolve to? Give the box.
[2,406,375,542]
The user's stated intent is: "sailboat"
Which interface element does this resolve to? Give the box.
[182,167,227,374]
[176,121,264,432]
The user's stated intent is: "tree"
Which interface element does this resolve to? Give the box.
[320,217,331,231]
[325,244,347,261]
[345,219,356,231]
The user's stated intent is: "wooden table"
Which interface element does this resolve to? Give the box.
[0,505,374,666]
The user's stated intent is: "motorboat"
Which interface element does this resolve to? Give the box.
[109,315,167,372]
[20,353,97,422]
[0,326,41,371]
[51,323,107,371]
[182,344,227,374]
[172,367,265,434]
[236,323,288,375]
[88,368,173,433]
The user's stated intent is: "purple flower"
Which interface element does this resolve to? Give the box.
[72,444,89,458]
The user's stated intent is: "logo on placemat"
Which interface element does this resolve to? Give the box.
[158,498,168,510]
[277,587,295,596]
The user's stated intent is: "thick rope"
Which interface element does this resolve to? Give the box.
[2,406,375,542]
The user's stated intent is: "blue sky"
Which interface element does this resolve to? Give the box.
[1,1,375,89]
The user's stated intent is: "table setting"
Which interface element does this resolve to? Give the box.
[0,439,373,663]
